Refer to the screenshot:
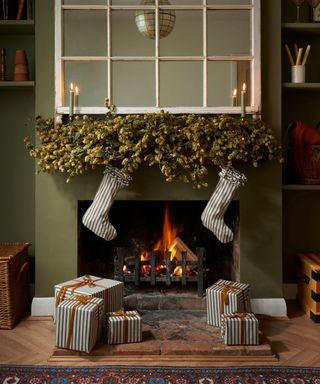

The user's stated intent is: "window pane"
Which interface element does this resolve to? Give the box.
[112,62,155,106]
[63,11,107,56]
[64,62,108,107]
[208,10,251,56]
[208,60,251,107]
[160,11,202,56]
[63,0,107,4]
[111,0,202,5]
[112,11,154,56]
[208,0,252,4]
[160,61,202,106]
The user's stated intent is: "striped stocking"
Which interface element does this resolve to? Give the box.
[82,165,131,241]
[201,168,246,243]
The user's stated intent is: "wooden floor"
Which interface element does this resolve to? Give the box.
[0,301,319,367]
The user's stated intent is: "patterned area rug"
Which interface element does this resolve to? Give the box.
[1,365,320,383]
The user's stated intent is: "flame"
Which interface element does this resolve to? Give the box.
[154,203,182,259]
[173,266,183,277]
[123,265,127,272]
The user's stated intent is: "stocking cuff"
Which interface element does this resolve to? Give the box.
[104,165,132,186]
[219,167,247,186]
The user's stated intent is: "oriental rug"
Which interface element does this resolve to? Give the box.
[1,365,320,384]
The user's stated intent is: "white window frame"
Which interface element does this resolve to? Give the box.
[55,0,260,115]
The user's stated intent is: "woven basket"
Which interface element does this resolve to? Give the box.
[0,242,31,329]
[294,144,320,185]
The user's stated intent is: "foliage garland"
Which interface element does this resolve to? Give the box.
[24,110,283,188]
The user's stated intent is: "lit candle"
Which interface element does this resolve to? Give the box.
[232,88,237,107]
[74,86,79,109]
[69,82,74,117]
[241,83,246,118]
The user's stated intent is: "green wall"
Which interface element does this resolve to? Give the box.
[0,34,35,267]
[35,0,283,298]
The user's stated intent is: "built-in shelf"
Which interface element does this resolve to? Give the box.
[283,184,320,190]
[282,83,320,90]
[282,22,320,34]
[0,20,34,34]
[0,81,35,89]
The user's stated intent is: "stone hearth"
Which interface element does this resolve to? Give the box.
[52,310,273,359]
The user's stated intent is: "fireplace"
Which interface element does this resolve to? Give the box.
[78,200,240,298]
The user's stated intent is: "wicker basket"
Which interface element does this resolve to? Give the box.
[294,144,320,185]
[0,242,31,329]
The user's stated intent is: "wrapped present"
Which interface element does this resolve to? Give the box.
[55,294,103,353]
[55,274,123,314]
[106,309,142,344]
[298,253,320,322]
[221,312,259,345]
[206,279,251,327]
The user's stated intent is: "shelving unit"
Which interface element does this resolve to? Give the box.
[0,20,34,34]
[0,81,35,89]
[282,1,320,287]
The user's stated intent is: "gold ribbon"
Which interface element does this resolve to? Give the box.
[225,312,248,345]
[56,275,104,307]
[66,295,100,349]
[220,282,245,314]
[113,308,136,344]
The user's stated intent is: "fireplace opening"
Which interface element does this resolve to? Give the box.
[78,200,240,297]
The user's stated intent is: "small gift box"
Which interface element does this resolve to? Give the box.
[54,274,123,314]
[55,294,103,353]
[106,309,142,344]
[221,312,259,345]
[206,279,251,327]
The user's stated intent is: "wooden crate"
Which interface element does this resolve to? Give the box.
[297,253,320,322]
[0,242,31,329]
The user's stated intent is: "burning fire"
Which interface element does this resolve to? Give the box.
[153,203,183,260]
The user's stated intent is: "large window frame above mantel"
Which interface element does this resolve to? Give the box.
[55,0,261,115]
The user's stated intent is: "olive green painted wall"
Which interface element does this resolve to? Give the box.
[0,36,35,261]
[35,0,282,298]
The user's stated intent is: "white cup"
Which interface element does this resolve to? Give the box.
[291,65,305,83]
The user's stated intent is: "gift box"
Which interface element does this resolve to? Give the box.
[298,253,320,322]
[55,294,103,353]
[55,274,123,314]
[221,312,259,345]
[106,309,142,344]
[206,279,251,327]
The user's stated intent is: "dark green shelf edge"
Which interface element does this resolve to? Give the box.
[0,20,34,34]
[282,83,320,90]
[283,184,320,190]
[0,81,35,89]
[282,22,320,34]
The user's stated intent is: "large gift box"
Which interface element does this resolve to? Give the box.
[206,279,251,327]
[106,310,142,344]
[55,294,103,353]
[55,274,123,314]
[297,253,320,322]
[221,312,259,345]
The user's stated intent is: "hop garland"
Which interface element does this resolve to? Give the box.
[24,111,283,188]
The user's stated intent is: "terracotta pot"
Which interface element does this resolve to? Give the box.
[14,50,29,81]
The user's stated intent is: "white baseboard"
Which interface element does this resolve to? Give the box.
[31,297,55,316]
[283,283,297,300]
[250,298,287,317]
[31,296,287,317]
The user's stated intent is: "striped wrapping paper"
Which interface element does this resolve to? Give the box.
[206,279,251,327]
[106,310,142,344]
[221,312,259,345]
[55,294,104,353]
[54,275,124,320]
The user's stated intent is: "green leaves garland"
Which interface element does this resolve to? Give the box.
[24,111,283,188]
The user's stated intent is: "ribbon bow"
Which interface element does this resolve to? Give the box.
[56,275,101,307]
[66,294,101,349]
[220,282,247,313]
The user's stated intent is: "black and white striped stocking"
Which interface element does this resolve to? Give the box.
[82,165,131,241]
[201,168,246,243]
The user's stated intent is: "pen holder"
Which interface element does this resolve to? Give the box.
[291,65,305,83]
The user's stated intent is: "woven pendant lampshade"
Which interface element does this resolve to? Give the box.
[135,0,176,39]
